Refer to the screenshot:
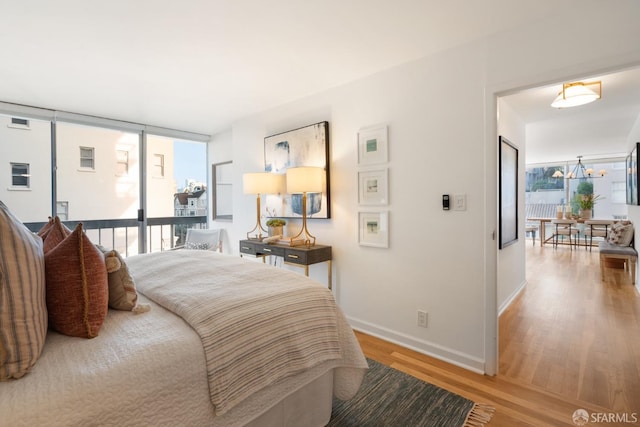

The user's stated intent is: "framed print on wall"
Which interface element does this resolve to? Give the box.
[263,121,330,219]
[499,136,518,249]
[358,125,388,165]
[358,168,389,205]
[358,211,389,248]
[626,142,639,205]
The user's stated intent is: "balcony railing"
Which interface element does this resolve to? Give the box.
[24,216,208,257]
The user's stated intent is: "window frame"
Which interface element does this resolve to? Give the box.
[79,146,95,170]
[10,162,30,188]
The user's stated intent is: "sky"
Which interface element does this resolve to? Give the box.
[173,140,207,190]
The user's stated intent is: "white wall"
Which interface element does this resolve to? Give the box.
[211,1,640,373]
[497,100,527,314]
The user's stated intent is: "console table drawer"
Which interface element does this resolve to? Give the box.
[260,245,285,257]
[239,241,257,255]
[284,246,331,265]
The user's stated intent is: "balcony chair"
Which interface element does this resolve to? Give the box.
[551,219,579,250]
[180,228,223,252]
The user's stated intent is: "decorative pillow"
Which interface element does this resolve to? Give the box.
[103,249,139,311]
[36,217,54,238]
[0,201,47,380]
[607,221,634,246]
[42,216,72,253]
[45,223,108,338]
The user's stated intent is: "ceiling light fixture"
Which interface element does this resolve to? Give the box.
[551,81,602,108]
[552,156,606,179]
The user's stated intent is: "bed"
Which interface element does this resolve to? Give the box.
[0,223,368,427]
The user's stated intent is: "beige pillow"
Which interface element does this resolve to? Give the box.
[0,201,47,380]
[607,221,634,246]
[103,249,139,311]
[45,223,108,338]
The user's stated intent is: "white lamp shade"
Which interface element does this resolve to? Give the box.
[551,82,601,108]
[243,172,285,194]
[286,167,324,194]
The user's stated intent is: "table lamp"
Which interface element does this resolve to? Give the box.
[285,166,324,246]
[243,172,284,240]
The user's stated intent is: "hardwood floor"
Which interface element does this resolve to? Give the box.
[356,243,640,426]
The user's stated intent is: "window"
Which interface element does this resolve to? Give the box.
[116,149,129,176]
[11,163,30,188]
[611,181,626,204]
[7,117,30,130]
[56,201,69,220]
[153,154,164,178]
[80,146,95,169]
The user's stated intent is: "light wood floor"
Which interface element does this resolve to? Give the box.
[356,243,640,426]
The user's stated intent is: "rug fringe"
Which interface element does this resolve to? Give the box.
[463,403,496,426]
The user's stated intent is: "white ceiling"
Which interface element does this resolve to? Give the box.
[1,0,586,136]
[501,67,640,165]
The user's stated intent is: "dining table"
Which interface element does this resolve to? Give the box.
[526,217,612,247]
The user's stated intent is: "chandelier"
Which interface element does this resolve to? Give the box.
[552,156,606,179]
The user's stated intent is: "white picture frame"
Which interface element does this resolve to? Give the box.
[358,211,389,248]
[358,168,389,205]
[358,125,388,165]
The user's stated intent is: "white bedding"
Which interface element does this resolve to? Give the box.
[0,250,368,427]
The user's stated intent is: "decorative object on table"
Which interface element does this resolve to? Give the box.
[626,142,639,205]
[243,172,285,240]
[550,80,601,108]
[578,193,601,220]
[358,168,389,205]
[357,124,388,166]
[553,155,607,180]
[565,204,572,219]
[499,136,518,249]
[556,205,563,219]
[265,218,286,237]
[283,166,324,247]
[358,211,389,248]
[264,121,330,219]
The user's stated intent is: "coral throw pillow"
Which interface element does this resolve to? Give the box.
[42,216,72,253]
[45,223,108,338]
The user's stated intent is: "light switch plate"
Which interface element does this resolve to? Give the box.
[453,194,466,211]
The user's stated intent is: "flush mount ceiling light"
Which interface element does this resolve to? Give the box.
[551,81,602,108]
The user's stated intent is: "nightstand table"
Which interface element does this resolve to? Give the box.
[239,240,332,289]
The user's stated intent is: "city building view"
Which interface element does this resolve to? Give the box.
[0,113,207,255]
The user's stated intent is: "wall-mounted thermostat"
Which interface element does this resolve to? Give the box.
[442,194,450,210]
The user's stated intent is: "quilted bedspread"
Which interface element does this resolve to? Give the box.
[126,250,368,415]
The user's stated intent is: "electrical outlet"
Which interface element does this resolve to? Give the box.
[417,310,428,328]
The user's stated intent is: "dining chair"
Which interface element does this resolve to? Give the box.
[583,219,613,251]
[551,219,579,249]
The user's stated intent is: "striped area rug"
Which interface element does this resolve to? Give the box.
[328,359,494,427]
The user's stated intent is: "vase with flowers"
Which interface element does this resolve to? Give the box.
[578,194,601,219]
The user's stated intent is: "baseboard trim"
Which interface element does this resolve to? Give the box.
[498,279,527,316]
[348,317,486,374]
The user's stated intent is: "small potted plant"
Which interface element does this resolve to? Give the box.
[266,218,286,237]
[578,193,601,219]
